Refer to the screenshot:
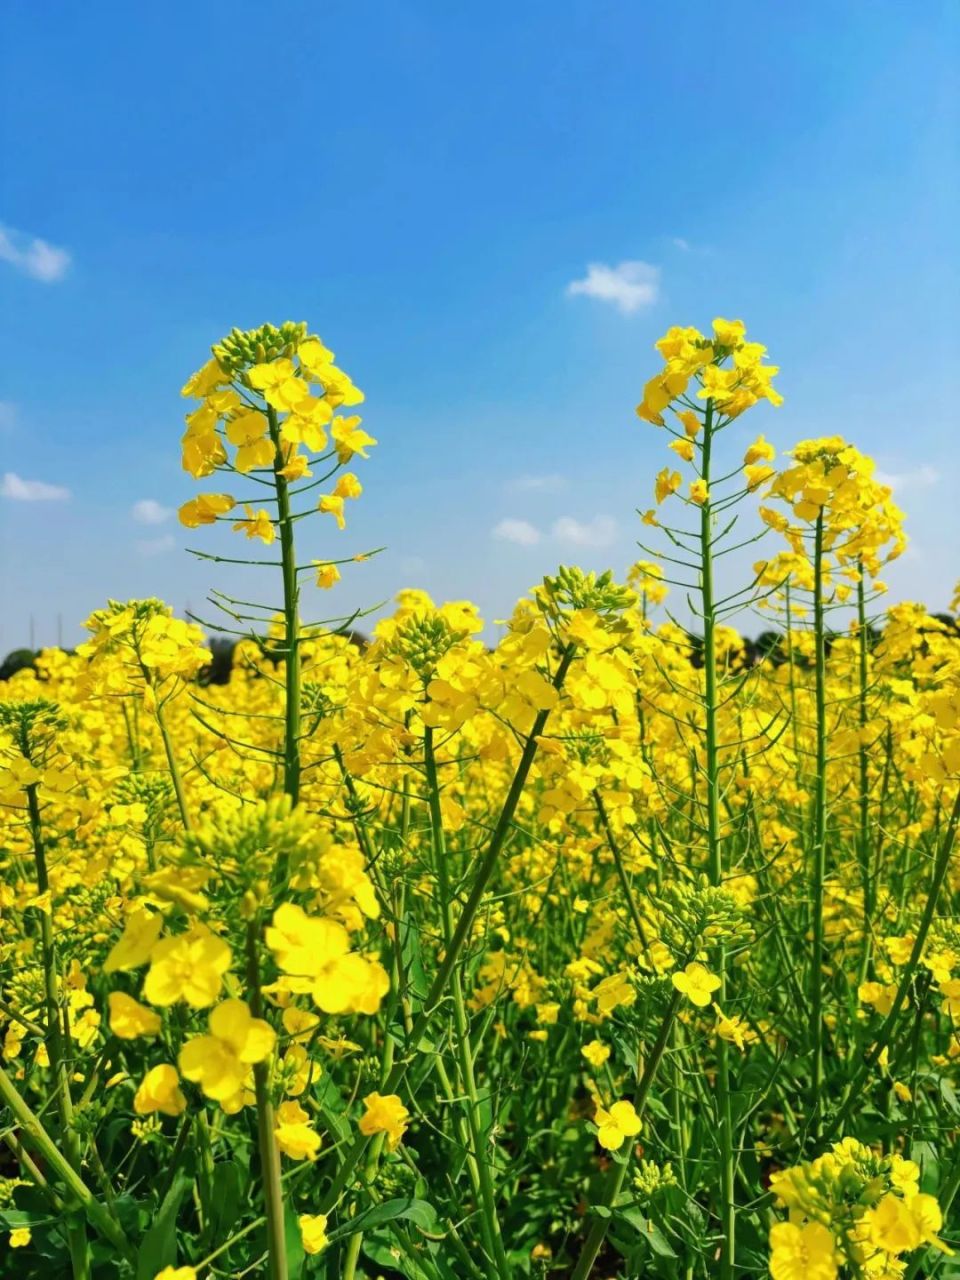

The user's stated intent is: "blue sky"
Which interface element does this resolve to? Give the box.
[1,1,957,649]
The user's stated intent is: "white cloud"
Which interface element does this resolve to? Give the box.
[874,465,939,493]
[566,260,659,315]
[492,518,541,547]
[1,472,70,501]
[132,498,174,525]
[507,473,567,494]
[551,515,617,548]
[137,534,176,556]
[0,225,71,283]
[672,237,691,251]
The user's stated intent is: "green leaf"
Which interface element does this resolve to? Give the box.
[910,1140,940,1193]
[616,1207,678,1259]
[362,1230,434,1278]
[326,1198,437,1244]
[136,1172,193,1280]
[401,914,430,1001]
[0,1209,45,1229]
[206,1161,242,1242]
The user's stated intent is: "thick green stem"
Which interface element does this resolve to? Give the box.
[594,790,649,956]
[268,406,301,804]
[855,570,873,984]
[25,781,92,1279]
[321,645,576,1214]
[424,726,509,1280]
[827,784,960,1139]
[342,1028,395,1280]
[569,991,683,1280]
[697,400,736,1277]
[246,921,287,1280]
[152,690,191,831]
[0,1065,131,1260]
[810,512,827,1139]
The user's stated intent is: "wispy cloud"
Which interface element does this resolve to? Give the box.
[492,518,541,547]
[137,534,176,556]
[566,261,659,315]
[506,473,567,494]
[0,402,17,433]
[672,237,691,251]
[551,515,617,548]
[875,465,939,493]
[132,498,174,525]
[1,472,70,501]
[0,225,71,283]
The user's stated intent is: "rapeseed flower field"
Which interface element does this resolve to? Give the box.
[1,318,958,1279]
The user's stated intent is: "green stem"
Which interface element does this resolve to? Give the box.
[342,1027,394,1280]
[0,1065,131,1260]
[698,399,736,1277]
[593,790,648,956]
[25,781,92,1279]
[321,645,577,1214]
[152,691,191,830]
[246,921,287,1280]
[424,726,509,1280]
[855,569,873,984]
[826,784,960,1139]
[569,991,683,1280]
[810,512,827,1139]
[268,405,301,804]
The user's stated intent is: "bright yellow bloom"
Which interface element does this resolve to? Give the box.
[143,925,232,1009]
[314,562,341,589]
[654,468,682,504]
[712,317,747,348]
[154,1269,197,1280]
[274,1100,322,1159]
[939,978,960,1018]
[318,494,346,530]
[334,471,362,499]
[581,1039,610,1068]
[181,357,226,399]
[359,1092,409,1150]
[179,999,276,1106]
[331,415,376,462]
[278,450,312,481]
[178,492,235,528]
[133,1064,187,1117]
[265,903,389,1015]
[858,980,898,1016]
[744,434,776,465]
[689,478,709,505]
[745,463,775,490]
[104,910,164,973]
[676,409,700,437]
[669,438,695,463]
[768,1220,838,1280]
[108,992,162,1039]
[299,1213,329,1255]
[9,1228,31,1248]
[672,962,721,1007]
[713,1004,757,1051]
[594,1099,641,1151]
[232,505,276,545]
[248,358,310,413]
